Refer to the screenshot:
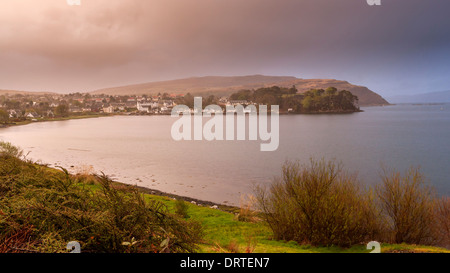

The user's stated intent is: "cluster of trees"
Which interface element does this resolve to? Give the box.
[171,86,360,114]
[229,86,360,113]
[230,86,297,106]
[301,87,359,113]
[0,109,9,124]
[174,93,218,109]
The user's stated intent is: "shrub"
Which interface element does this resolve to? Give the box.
[433,197,450,248]
[175,199,190,219]
[376,167,436,245]
[237,195,258,222]
[0,144,203,253]
[226,239,240,253]
[255,159,380,247]
[0,225,37,253]
[73,164,97,185]
[244,234,258,253]
[0,141,24,159]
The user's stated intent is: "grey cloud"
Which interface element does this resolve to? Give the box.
[0,0,449,95]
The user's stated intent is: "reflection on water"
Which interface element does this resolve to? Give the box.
[1,104,449,205]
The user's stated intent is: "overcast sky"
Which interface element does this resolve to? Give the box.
[1,0,449,97]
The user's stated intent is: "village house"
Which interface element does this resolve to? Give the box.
[102,105,115,114]
[137,102,151,112]
[25,112,39,119]
[110,103,126,111]
[8,109,19,118]
[125,101,138,109]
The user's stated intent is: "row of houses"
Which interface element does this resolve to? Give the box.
[6,109,54,119]
[2,92,261,120]
[135,100,175,114]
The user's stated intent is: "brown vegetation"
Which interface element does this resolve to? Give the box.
[255,159,449,248]
[0,141,203,253]
[376,167,436,245]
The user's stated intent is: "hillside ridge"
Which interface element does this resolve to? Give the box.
[91,75,389,106]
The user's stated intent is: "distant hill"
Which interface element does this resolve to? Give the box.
[91,75,389,106]
[0,89,55,96]
[388,90,450,104]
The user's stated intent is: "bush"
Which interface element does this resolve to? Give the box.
[434,197,450,248]
[255,159,380,247]
[0,145,203,253]
[175,199,190,219]
[376,167,436,245]
[0,141,24,159]
[237,195,258,223]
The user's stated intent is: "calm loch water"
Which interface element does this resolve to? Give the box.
[1,104,449,205]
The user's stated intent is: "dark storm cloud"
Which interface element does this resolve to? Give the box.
[0,0,449,95]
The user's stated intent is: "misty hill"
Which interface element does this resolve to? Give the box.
[0,89,55,96]
[91,75,389,106]
[387,90,450,104]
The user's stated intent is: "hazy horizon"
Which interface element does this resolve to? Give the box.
[1,0,449,97]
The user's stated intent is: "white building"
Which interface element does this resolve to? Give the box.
[137,102,153,112]
[103,106,114,113]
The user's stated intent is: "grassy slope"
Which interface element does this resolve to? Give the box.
[134,188,449,253]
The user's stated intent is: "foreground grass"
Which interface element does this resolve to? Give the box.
[120,185,450,253]
[0,154,201,253]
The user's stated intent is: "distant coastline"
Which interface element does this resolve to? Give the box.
[0,113,115,129]
[0,107,364,129]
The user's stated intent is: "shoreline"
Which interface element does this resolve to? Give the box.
[0,106,374,208]
[38,162,239,210]
[129,183,239,211]
[0,107,373,129]
[65,165,241,211]
[0,113,117,128]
